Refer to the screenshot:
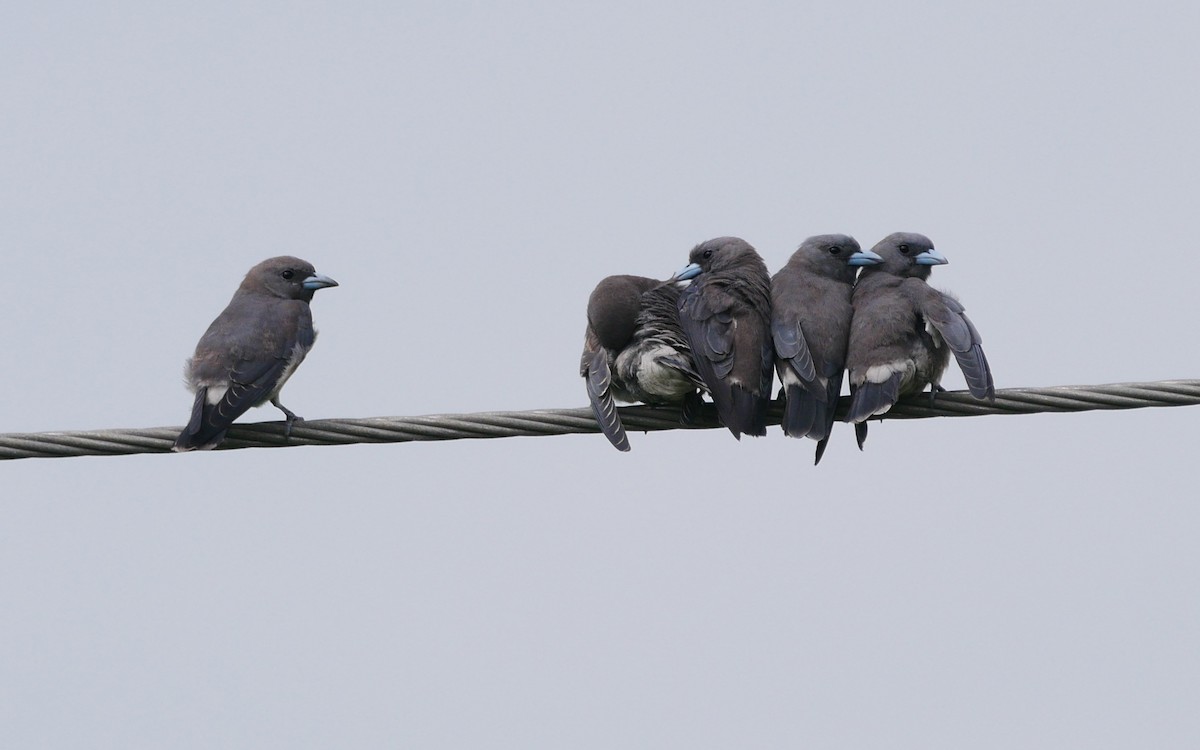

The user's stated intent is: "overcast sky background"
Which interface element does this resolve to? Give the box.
[3,2,1199,747]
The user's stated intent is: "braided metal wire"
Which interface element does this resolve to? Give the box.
[2,379,1197,461]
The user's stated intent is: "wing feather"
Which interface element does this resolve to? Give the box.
[921,291,994,400]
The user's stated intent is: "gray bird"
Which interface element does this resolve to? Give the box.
[674,237,774,438]
[844,232,994,448]
[771,234,882,463]
[173,256,338,452]
[581,275,703,451]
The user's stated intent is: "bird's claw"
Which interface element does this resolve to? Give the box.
[283,414,305,439]
[680,392,704,426]
[272,398,303,440]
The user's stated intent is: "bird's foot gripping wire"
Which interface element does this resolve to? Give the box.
[271,397,304,439]
[680,391,705,427]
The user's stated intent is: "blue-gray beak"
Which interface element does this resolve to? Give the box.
[914,248,948,266]
[847,249,884,266]
[302,273,339,290]
[672,262,702,281]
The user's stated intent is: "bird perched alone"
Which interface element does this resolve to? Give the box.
[674,237,774,438]
[581,275,703,451]
[173,256,338,452]
[844,232,994,448]
[771,234,882,463]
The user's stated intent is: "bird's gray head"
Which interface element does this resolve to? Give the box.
[673,236,764,280]
[789,234,882,282]
[865,232,947,280]
[240,256,339,301]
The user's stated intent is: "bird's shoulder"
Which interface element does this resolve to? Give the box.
[196,293,312,359]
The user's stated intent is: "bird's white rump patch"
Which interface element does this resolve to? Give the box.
[865,360,911,383]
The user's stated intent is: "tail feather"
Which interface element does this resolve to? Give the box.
[813,435,830,465]
[173,388,229,452]
[845,372,903,424]
[781,384,821,439]
[811,372,844,464]
[725,384,768,438]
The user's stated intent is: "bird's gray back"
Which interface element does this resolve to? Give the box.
[186,292,314,388]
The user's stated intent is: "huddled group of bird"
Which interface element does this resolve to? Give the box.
[581,232,995,462]
[169,231,993,460]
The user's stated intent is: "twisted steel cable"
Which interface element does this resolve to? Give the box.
[1,379,1197,461]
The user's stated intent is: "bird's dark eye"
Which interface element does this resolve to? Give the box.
[702,249,713,260]
[281,269,295,280]
[898,244,910,255]
[828,246,841,255]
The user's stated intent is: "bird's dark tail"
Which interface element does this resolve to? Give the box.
[724,384,768,438]
[172,388,230,452]
[844,372,903,425]
[784,373,844,464]
[781,384,821,440]
[813,372,845,464]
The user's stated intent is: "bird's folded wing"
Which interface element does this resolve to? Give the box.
[921,290,995,400]
[771,314,818,388]
[582,343,629,452]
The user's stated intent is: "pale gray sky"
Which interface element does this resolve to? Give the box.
[3,2,1199,747]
